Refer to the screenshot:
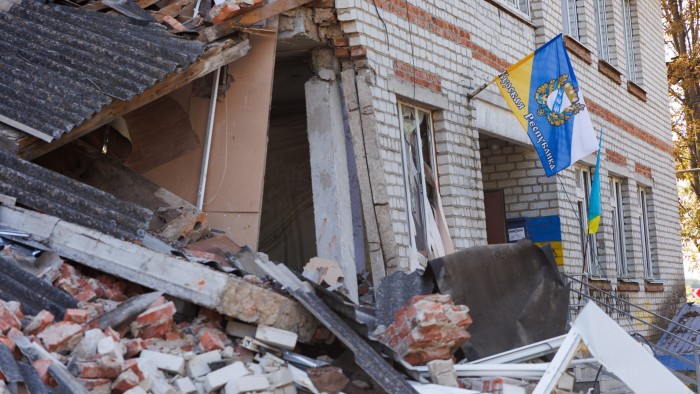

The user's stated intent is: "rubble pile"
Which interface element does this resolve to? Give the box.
[0,260,320,394]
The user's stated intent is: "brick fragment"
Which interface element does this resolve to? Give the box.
[73,360,122,379]
[37,321,83,353]
[32,359,56,386]
[198,327,227,352]
[64,308,88,324]
[5,301,22,319]
[112,369,140,393]
[0,335,14,352]
[376,294,472,365]
[25,310,54,335]
[130,301,176,338]
[0,302,21,334]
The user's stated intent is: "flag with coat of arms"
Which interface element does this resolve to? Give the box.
[495,34,598,177]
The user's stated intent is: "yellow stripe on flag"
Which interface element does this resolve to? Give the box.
[495,53,534,131]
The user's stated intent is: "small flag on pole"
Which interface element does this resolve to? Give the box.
[587,129,603,234]
[496,34,598,177]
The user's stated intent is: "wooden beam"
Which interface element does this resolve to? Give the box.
[198,0,315,42]
[0,203,319,341]
[18,37,251,160]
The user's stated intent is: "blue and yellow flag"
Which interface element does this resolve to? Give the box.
[496,34,598,177]
[587,130,603,234]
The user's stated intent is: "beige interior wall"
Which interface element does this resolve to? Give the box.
[143,33,277,248]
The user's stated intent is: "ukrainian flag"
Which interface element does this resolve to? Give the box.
[588,130,603,234]
[496,34,598,177]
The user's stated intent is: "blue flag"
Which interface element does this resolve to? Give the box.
[496,34,599,176]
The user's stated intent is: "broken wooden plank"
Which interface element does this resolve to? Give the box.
[19,38,251,160]
[198,0,314,42]
[0,204,319,342]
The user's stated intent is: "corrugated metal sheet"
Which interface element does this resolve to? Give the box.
[0,0,204,141]
[656,303,700,370]
[0,149,153,240]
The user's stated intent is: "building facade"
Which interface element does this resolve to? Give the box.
[328,0,684,326]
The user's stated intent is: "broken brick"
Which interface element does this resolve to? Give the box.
[25,310,54,335]
[0,335,13,352]
[308,366,349,394]
[123,339,145,358]
[32,359,56,386]
[209,1,241,24]
[134,301,176,326]
[73,360,122,379]
[0,302,21,334]
[111,369,140,393]
[376,294,472,365]
[198,327,227,352]
[64,308,88,324]
[122,359,145,381]
[5,301,23,319]
[37,321,83,353]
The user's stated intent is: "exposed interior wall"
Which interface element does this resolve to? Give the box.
[143,33,278,249]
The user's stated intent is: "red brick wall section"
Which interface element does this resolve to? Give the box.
[586,100,674,156]
[393,60,443,92]
[635,162,653,178]
[606,149,627,166]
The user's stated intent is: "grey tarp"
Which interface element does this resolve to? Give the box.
[428,240,569,360]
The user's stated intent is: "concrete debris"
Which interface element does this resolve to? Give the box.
[307,365,349,394]
[302,257,344,288]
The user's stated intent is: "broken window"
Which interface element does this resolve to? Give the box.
[575,166,602,276]
[610,177,629,276]
[398,103,451,268]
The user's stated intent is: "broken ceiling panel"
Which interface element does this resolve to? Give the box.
[0,0,204,142]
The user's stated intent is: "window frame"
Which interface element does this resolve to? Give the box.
[562,0,580,41]
[610,177,629,276]
[398,102,440,265]
[575,166,602,276]
[639,188,655,278]
[594,0,611,62]
[621,0,638,82]
[501,0,531,17]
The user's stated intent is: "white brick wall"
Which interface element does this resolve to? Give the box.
[335,0,685,322]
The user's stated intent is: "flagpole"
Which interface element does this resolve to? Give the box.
[466,80,493,101]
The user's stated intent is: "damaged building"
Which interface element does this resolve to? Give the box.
[0,0,693,392]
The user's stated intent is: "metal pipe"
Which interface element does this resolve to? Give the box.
[196,67,222,210]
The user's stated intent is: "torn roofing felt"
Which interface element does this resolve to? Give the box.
[0,150,152,241]
[428,240,569,360]
[0,0,204,142]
